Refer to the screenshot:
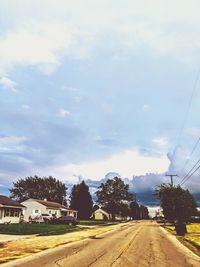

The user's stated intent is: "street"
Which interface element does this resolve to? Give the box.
[2,221,200,267]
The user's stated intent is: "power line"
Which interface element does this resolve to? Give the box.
[179,158,200,186]
[171,68,200,166]
[180,163,200,186]
[176,137,200,184]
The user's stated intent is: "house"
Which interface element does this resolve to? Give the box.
[0,195,24,224]
[21,198,78,222]
[92,208,112,221]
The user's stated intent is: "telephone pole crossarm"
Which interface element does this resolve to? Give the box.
[165,174,178,186]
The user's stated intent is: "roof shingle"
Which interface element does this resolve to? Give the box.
[0,195,24,208]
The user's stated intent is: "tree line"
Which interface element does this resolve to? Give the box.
[10,176,149,220]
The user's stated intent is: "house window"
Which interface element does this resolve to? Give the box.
[4,209,10,217]
[34,210,39,214]
[55,211,57,215]
[10,210,14,217]
[49,210,51,214]
[14,210,20,217]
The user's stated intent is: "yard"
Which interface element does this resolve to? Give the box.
[0,220,118,236]
[163,223,200,251]
[0,221,126,264]
[0,223,80,236]
[79,220,118,226]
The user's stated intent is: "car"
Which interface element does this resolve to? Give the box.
[51,216,79,226]
[29,213,55,224]
[42,214,56,224]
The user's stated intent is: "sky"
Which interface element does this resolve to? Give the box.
[1,0,200,195]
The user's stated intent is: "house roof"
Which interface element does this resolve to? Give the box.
[0,195,24,208]
[23,198,77,212]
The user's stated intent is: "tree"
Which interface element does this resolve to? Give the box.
[96,177,133,219]
[129,201,140,219]
[139,205,149,219]
[70,181,93,220]
[10,176,67,204]
[155,183,197,222]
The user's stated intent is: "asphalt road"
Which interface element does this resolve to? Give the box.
[3,221,200,267]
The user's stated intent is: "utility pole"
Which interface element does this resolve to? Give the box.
[165,174,178,186]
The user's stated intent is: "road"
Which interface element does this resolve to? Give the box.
[2,221,200,267]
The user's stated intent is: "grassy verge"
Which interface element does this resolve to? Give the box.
[79,220,118,226]
[162,223,200,255]
[0,224,81,236]
[0,220,120,236]
[0,222,127,264]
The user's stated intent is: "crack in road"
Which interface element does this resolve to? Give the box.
[109,227,141,267]
[54,243,88,267]
[87,251,107,267]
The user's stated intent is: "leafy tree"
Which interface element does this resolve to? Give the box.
[10,176,67,204]
[96,177,133,219]
[70,181,93,219]
[139,205,149,219]
[129,201,140,219]
[155,183,197,222]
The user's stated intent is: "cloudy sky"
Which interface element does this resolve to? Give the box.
[1,0,200,194]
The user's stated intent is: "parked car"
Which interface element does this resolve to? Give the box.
[29,213,55,224]
[51,216,79,226]
[189,216,200,223]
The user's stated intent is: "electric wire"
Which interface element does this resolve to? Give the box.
[170,68,200,168]
[180,163,200,186]
[176,137,200,184]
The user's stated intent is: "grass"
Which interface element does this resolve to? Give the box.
[163,223,200,234]
[0,224,81,236]
[184,235,200,249]
[163,223,200,252]
[0,220,119,236]
[79,220,118,226]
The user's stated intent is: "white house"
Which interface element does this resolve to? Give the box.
[0,195,24,224]
[21,198,78,222]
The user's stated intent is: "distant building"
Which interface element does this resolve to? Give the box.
[21,198,77,222]
[0,195,24,224]
[92,208,112,221]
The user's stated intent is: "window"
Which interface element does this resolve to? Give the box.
[14,210,19,217]
[10,210,14,217]
[4,209,18,217]
[4,209,10,217]
[34,210,39,214]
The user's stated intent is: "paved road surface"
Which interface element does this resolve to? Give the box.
[3,221,200,267]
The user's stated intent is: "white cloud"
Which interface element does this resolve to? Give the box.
[0,0,200,74]
[0,135,27,145]
[22,105,30,109]
[152,137,168,148]
[142,104,150,110]
[61,86,78,92]
[48,149,170,181]
[57,109,71,117]
[185,127,200,138]
[0,22,72,75]
[0,77,17,92]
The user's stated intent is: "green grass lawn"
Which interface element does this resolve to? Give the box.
[79,220,118,226]
[0,220,118,236]
[163,223,200,251]
[163,223,200,233]
[0,223,81,236]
